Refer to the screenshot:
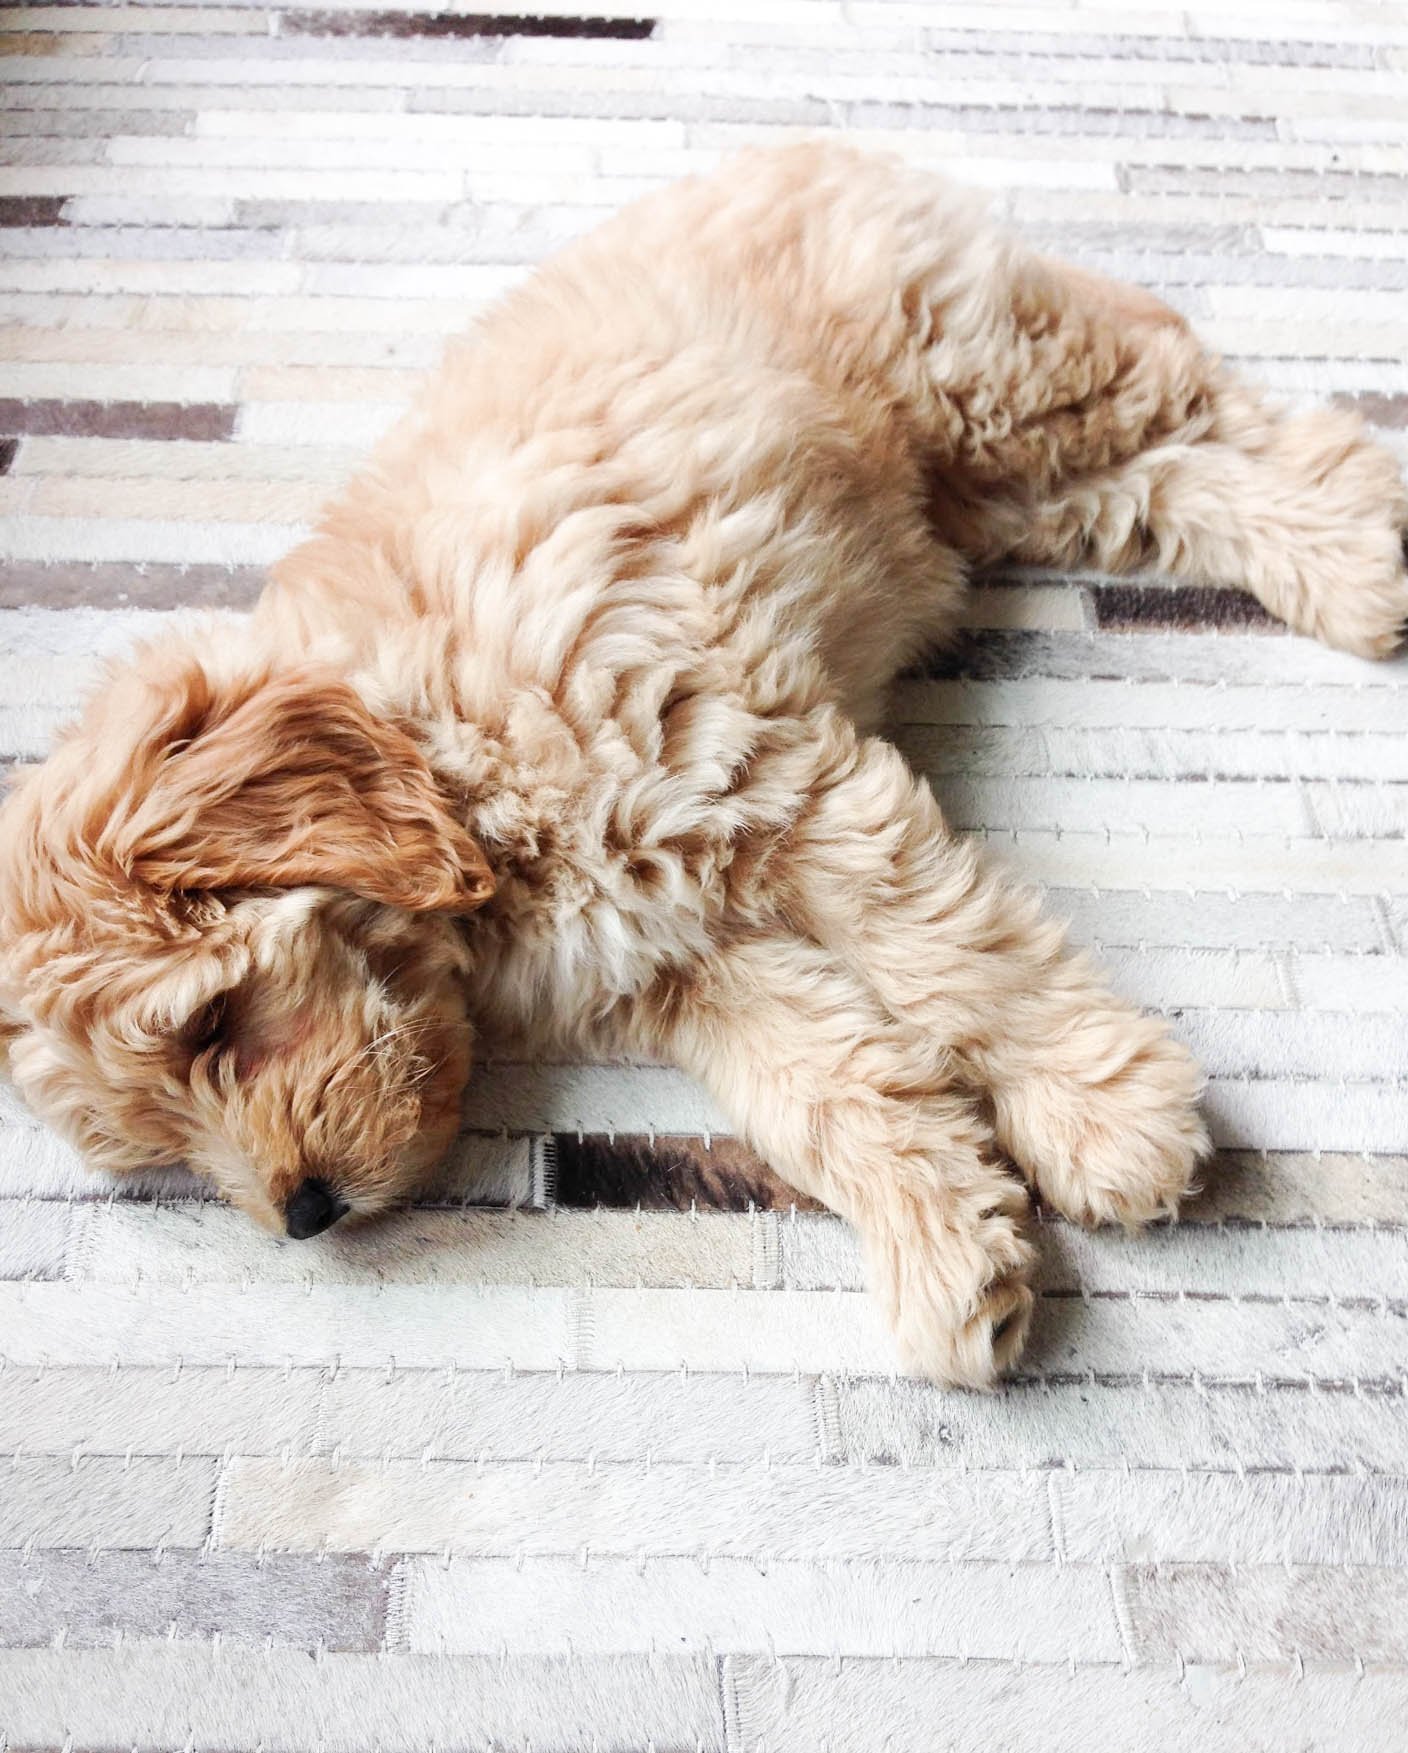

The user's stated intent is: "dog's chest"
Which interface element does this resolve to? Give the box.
[463,754,775,1046]
[468,850,719,1049]
[449,647,813,1048]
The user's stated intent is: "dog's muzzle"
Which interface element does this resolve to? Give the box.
[284,1176,349,1240]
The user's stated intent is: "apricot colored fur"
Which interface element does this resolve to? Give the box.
[2,145,1404,1384]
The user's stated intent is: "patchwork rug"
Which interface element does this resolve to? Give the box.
[2,2,1407,1748]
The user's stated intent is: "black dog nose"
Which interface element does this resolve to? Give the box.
[284,1177,348,1240]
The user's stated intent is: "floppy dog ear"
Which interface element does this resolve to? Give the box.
[112,666,495,914]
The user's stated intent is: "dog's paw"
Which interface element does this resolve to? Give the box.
[1269,419,1408,660]
[1298,526,1408,660]
[999,1016,1209,1231]
[894,1260,1035,1390]
[872,1178,1036,1389]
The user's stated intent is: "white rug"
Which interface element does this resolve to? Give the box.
[1,2,1407,1748]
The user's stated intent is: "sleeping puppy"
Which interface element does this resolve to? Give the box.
[2,143,1404,1384]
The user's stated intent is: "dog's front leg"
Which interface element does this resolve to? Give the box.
[635,932,1034,1388]
[773,711,1210,1237]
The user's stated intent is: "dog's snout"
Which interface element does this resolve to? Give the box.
[284,1176,348,1240]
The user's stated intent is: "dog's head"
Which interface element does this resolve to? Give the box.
[0,634,494,1236]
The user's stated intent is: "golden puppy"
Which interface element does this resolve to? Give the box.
[2,144,1404,1382]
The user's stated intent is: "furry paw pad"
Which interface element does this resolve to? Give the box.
[880,1184,1036,1389]
[1277,424,1408,659]
[897,1260,1035,1391]
[998,1018,1209,1232]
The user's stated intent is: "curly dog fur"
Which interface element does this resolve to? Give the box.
[2,144,1404,1384]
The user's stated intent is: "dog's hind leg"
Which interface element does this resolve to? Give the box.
[653,144,1216,502]
[910,253,1219,505]
[949,264,1408,658]
[650,146,1404,654]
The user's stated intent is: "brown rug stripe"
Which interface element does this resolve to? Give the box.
[1091,583,1279,631]
[0,561,265,612]
[0,196,66,228]
[0,401,238,443]
[279,11,655,39]
[1333,391,1408,429]
[545,1136,1387,1227]
[549,1133,826,1212]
